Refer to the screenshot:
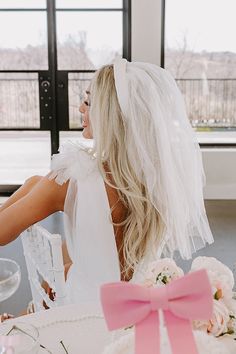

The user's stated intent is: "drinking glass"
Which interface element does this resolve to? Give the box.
[0,322,39,354]
[0,258,21,354]
[0,258,21,303]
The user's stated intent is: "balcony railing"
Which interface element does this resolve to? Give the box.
[176,79,236,128]
[0,77,236,129]
[0,77,40,128]
[68,73,93,129]
[0,74,94,129]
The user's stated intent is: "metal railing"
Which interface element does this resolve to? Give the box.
[0,78,40,128]
[0,77,236,129]
[68,73,93,129]
[176,78,236,128]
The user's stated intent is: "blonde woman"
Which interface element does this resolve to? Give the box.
[0,58,213,309]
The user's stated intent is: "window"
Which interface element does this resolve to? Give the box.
[164,0,236,131]
[56,0,123,70]
[0,0,130,188]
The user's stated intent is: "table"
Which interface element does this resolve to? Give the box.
[1,303,236,354]
[2,303,111,354]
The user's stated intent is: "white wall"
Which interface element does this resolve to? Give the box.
[202,149,236,199]
[131,0,236,199]
[131,0,162,65]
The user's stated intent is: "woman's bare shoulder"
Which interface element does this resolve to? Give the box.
[0,174,68,245]
[33,173,69,211]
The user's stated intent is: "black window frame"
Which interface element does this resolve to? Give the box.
[162,0,236,148]
[0,0,131,194]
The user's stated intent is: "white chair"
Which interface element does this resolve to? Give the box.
[21,224,67,312]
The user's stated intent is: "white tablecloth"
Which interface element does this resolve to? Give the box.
[2,304,236,354]
[4,303,111,354]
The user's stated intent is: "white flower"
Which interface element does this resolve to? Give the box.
[227,302,236,336]
[193,331,231,354]
[191,257,234,307]
[193,299,230,337]
[226,298,236,316]
[228,316,236,335]
[144,258,184,286]
[191,257,234,289]
[209,299,229,336]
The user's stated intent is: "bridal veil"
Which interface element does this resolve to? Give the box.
[110,58,213,260]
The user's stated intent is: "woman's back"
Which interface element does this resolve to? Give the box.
[50,140,127,307]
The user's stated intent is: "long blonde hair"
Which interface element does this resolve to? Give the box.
[89,65,165,276]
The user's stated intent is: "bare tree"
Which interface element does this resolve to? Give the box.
[166,30,196,78]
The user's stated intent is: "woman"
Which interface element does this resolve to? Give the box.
[0,58,214,310]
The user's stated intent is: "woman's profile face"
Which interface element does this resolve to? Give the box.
[79,90,93,139]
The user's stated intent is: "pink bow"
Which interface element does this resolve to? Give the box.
[100,269,213,354]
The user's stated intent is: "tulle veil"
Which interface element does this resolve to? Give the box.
[113,58,214,261]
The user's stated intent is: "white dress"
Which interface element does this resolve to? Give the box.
[49,138,121,310]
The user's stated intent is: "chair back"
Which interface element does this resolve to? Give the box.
[21,224,66,311]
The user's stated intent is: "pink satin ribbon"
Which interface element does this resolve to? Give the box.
[100,269,213,354]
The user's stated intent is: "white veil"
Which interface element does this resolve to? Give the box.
[113,58,214,260]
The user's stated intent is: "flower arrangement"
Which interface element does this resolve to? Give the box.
[102,256,236,354]
[144,257,236,339]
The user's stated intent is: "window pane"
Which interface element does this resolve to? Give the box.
[0,0,46,8]
[0,12,47,70]
[57,11,122,69]
[60,131,91,144]
[165,0,236,128]
[56,0,122,9]
[0,73,40,128]
[68,72,94,129]
[0,131,50,185]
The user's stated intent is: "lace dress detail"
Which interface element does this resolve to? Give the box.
[49,139,120,309]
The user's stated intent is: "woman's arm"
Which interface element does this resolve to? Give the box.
[0,175,68,246]
[0,175,43,213]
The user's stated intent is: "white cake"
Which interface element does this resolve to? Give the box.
[102,327,234,354]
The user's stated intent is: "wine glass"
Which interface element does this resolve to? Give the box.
[0,258,21,353]
[0,258,21,303]
[0,322,39,354]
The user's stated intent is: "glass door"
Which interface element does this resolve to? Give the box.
[0,0,50,190]
[0,0,131,192]
[55,0,131,143]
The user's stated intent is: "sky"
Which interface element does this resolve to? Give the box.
[0,0,235,55]
[0,0,122,54]
[0,8,122,67]
[0,0,122,9]
[0,10,122,57]
[166,0,236,53]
